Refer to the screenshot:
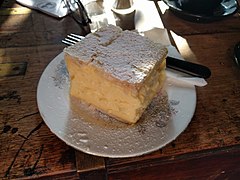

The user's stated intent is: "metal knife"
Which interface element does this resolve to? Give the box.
[166,56,211,79]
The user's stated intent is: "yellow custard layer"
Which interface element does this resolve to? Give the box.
[65,54,166,124]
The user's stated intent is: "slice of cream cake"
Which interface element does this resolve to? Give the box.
[64,25,167,124]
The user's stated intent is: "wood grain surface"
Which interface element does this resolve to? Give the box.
[0,1,81,179]
[1,0,240,179]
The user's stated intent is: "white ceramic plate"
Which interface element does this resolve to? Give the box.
[37,52,196,158]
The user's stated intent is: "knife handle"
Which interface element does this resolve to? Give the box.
[166,56,211,79]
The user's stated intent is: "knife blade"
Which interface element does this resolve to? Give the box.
[166,56,211,79]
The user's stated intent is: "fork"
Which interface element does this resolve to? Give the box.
[62,34,211,79]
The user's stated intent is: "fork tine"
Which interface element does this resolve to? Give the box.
[70,33,85,40]
[67,35,81,42]
[62,34,85,46]
[61,39,76,46]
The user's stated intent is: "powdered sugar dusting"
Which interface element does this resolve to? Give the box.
[64,25,167,84]
[52,59,69,89]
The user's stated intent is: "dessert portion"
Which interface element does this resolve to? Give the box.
[64,25,167,124]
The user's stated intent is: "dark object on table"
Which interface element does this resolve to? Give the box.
[178,0,222,13]
[234,42,240,67]
[166,56,211,79]
[163,0,239,22]
[65,0,91,26]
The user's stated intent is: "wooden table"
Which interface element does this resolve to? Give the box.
[1,0,240,179]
